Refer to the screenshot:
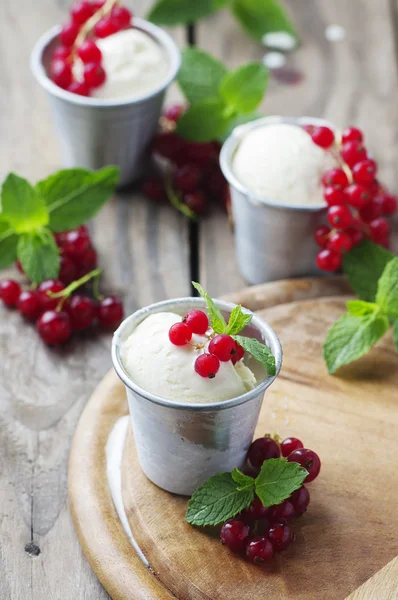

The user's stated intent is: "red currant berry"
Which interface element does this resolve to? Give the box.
[142,178,165,201]
[168,322,192,346]
[345,227,365,247]
[83,63,106,88]
[342,126,363,144]
[267,523,292,552]
[269,500,296,523]
[231,341,245,365]
[58,254,77,284]
[78,39,102,64]
[321,168,349,189]
[184,192,208,216]
[59,22,80,47]
[98,296,124,328]
[66,294,96,329]
[153,132,185,160]
[345,183,371,209]
[94,16,118,38]
[247,436,280,469]
[290,485,310,516]
[77,245,98,277]
[341,141,367,167]
[324,186,346,207]
[0,280,21,307]
[37,280,65,311]
[245,536,273,562]
[204,167,227,199]
[311,126,335,149]
[241,497,269,521]
[111,5,133,28]
[183,142,217,166]
[314,225,331,248]
[17,290,41,320]
[53,46,71,61]
[173,164,201,193]
[288,448,321,483]
[164,104,185,123]
[50,59,73,89]
[183,309,209,335]
[280,437,303,458]
[208,334,236,362]
[369,217,390,243]
[328,231,353,254]
[71,1,94,24]
[359,199,383,223]
[327,205,353,229]
[37,310,72,345]
[67,81,90,96]
[194,353,220,379]
[220,519,250,553]
[376,192,397,216]
[316,249,342,272]
[352,159,377,185]
[61,228,90,258]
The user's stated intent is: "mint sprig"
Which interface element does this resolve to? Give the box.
[186,459,307,527]
[343,240,394,302]
[192,281,227,334]
[225,305,252,335]
[233,335,276,376]
[176,47,227,105]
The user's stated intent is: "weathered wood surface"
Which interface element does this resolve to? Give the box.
[1,0,398,599]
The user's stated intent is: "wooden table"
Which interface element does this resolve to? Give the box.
[1,1,398,598]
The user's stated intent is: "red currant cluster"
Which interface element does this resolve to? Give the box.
[141,105,230,218]
[50,0,133,96]
[305,125,397,272]
[168,309,244,378]
[220,434,320,563]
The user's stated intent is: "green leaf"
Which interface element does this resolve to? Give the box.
[254,458,307,508]
[231,468,256,491]
[375,257,398,319]
[36,166,120,233]
[343,241,394,302]
[176,98,233,143]
[346,300,377,317]
[1,173,49,234]
[225,305,253,335]
[147,0,227,25]
[232,0,297,43]
[219,62,268,114]
[323,311,389,374]
[0,218,18,268]
[233,335,276,376]
[17,229,60,284]
[393,319,398,353]
[192,281,227,333]
[219,112,262,143]
[186,472,254,526]
[178,48,228,105]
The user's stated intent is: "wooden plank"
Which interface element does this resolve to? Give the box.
[345,557,398,600]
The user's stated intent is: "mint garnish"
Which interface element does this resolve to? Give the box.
[231,468,256,491]
[192,281,227,334]
[343,240,394,302]
[346,299,377,317]
[393,320,398,353]
[375,257,398,319]
[1,174,49,233]
[17,230,60,284]
[176,98,232,143]
[0,218,18,268]
[233,335,276,376]
[254,459,307,508]
[147,0,225,26]
[177,47,227,105]
[225,304,252,335]
[219,62,269,114]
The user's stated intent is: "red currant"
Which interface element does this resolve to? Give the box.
[37,280,65,311]
[327,205,353,229]
[77,245,98,277]
[311,126,334,149]
[359,199,383,223]
[341,141,367,167]
[98,296,124,328]
[290,485,310,516]
[208,334,236,362]
[184,192,208,215]
[369,217,390,244]
[94,16,118,38]
[83,63,106,88]
[269,500,296,523]
[247,436,280,469]
[267,523,292,552]
[164,104,185,123]
[346,227,365,247]
[323,186,346,207]
[220,519,250,553]
[183,309,208,334]
[71,1,94,24]
[328,231,353,254]
[153,132,185,160]
[111,5,133,28]
[67,81,90,96]
[182,142,217,166]
[342,126,363,144]
[17,290,41,320]
[352,159,377,185]
[204,167,227,199]
[53,46,71,61]
[321,168,349,189]
[314,225,331,248]
[280,437,303,458]
[288,448,321,483]
[241,497,269,521]
[66,294,96,329]
[37,310,72,345]
[168,322,192,346]
[61,228,90,258]
[78,39,102,64]
[231,341,245,365]
[50,59,73,89]
[194,353,220,379]
[376,192,397,216]
[245,536,273,562]
[316,249,342,272]
[59,22,80,47]
[173,164,201,193]
[142,178,165,201]
[345,184,371,209]
[0,280,21,307]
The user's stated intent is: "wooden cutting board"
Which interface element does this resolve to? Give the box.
[69,277,398,600]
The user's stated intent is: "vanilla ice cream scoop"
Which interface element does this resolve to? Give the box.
[121,312,257,403]
[232,123,337,206]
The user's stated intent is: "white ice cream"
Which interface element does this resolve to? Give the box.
[232,123,337,206]
[121,312,257,403]
[74,29,169,100]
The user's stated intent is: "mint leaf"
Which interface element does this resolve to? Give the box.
[375,257,398,319]
[186,472,254,526]
[232,0,297,43]
[36,166,120,233]
[17,229,60,284]
[254,458,307,507]
[225,305,252,335]
[219,62,268,114]
[346,300,377,317]
[220,112,262,143]
[148,0,226,25]
[323,311,389,374]
[0,218,18,268]
[231,468,256,491]
[192,281,227,333]
[233,335,276,376]
[393,320,398,353]
[343,241,394,302]
[176,98,232,143]
[1,174,49,234]
[178,48,228,105]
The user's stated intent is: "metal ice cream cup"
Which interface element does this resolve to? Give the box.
[112,297,282,496]
[220,115,334,284]
[30,19,181,186]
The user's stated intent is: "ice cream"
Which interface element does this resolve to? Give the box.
[121,312,257,403]
[232,123,337,206]
[73,28,169,100]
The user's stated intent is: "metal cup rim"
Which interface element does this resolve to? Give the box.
[30,18,181,107]
[220,115,334,213]
[112,297,282,412]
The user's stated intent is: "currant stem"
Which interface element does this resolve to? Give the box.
[49,268,102,299]
[73,0,118,54]
[164,169,197,221]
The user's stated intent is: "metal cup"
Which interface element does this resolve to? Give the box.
[220,115,334,284]
[30,19,181,187]
[112,297,282,496]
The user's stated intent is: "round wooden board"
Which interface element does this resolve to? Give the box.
[69,277,398,600]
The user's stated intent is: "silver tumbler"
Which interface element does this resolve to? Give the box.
[220,116,333,284]
[30,19,181,186]
[112,297,282,496]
